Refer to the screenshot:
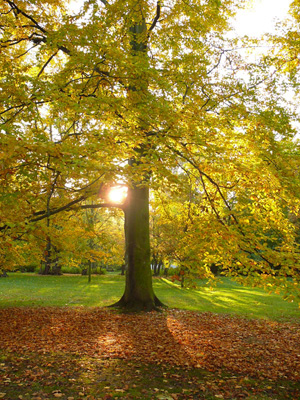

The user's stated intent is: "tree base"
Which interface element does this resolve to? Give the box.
[109,294,166,312]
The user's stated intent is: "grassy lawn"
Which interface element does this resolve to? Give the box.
[0,272,299,321]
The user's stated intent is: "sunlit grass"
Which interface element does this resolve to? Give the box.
[0,273,299,321]
[156,278,299,321]
[0,273,124,308]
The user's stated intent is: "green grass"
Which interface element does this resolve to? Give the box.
[0,273,299,321]
[157,277,300,321]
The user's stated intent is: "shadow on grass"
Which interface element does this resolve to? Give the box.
[1,273,299,321]
[154,278,300,321]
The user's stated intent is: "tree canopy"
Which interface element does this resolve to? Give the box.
[1,0,300,308]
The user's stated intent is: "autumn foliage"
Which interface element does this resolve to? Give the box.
[1,1,300,307]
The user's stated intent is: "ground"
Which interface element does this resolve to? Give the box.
[0,307,299,399]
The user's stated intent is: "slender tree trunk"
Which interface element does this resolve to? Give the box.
[88,260,92,283]
[121,263,126,276]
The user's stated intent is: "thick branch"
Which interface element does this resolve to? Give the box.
[30,195,87,222]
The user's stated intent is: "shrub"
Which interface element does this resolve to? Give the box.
[61,266,80,274]
[167,267,181,277]
[16,264,39,273]
[94,267,106,275]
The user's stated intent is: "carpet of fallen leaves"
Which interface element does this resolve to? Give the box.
[0,307,299,383]
[1,308,300,399]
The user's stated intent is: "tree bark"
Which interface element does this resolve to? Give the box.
[111,186,164,311]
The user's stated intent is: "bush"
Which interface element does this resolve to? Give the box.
[81,266,107,275]
[61,266,80,274]
[16,264,39,273]
[167,267,181,277]
[94,267,106,275]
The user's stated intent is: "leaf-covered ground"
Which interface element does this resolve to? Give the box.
[0,308,299,399]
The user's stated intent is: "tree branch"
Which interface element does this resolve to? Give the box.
[148,1,161,33]
[30,195,87,222]
[80,203,124,210]
[37,51,58,77]
[5,0,47,34]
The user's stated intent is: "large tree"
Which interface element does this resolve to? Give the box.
[1,0,300,307]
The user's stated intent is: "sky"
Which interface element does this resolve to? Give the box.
[233,0,293,36]
[69,1,293,37]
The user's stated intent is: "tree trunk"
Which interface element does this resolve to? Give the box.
[40,239,61,275]
[88,260,92,283]
[110,12,165,311]
[40,237,52,275]
[157,260,163,276]
[152,255,158,275]
[121,263,126,276]
[111,186,164,311]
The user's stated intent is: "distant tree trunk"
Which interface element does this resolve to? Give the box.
[121,263,126,276]
[180,269,185,288]
[88,260,92,283]
[51,246,61,275]
[157,260,163,276]
[152,255,163,276]
[40,237,52,275]
[51,263,62,275]
[152,256,158,276]
[40,238,61,275]
[164,266,169,277]
[0,270,8,277]
[112,186,164,310]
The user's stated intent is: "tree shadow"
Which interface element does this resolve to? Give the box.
[0,306,299,385]
[0,307,196,368]
[154,278,298,320]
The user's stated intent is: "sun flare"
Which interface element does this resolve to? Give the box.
[108,186,128,204]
